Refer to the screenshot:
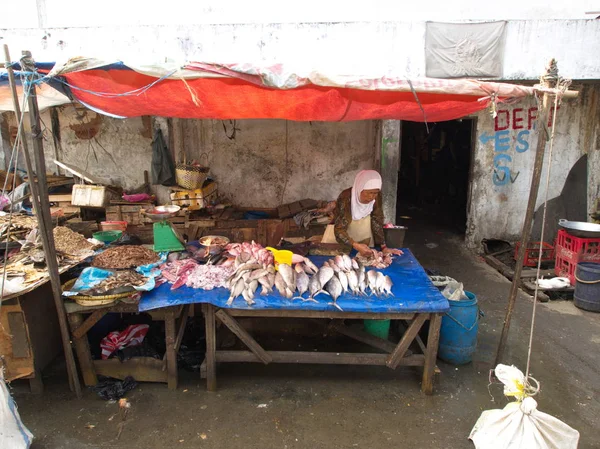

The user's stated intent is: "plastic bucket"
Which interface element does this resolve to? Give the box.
[439,291,480,365]
[364,319,391,340]
[574,262,600,312]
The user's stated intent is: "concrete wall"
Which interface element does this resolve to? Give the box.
[1,20,599,80]
[174,119,376,207]
[1,111,377,207]
[466,84,600,248]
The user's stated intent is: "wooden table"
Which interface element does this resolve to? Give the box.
[202,304,442,394]
[65,301,190,390]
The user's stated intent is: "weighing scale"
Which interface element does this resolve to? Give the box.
[143,205,185,252]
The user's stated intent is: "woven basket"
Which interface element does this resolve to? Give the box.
[176,153,209,190]
[62,278,133,307]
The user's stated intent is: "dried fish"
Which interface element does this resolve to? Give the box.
[92,246,159,269]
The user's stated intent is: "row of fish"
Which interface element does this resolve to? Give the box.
[225,251,394,309]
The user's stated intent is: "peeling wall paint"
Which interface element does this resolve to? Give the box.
[466,84,600,248]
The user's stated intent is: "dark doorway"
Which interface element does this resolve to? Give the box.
[397,119,474,233]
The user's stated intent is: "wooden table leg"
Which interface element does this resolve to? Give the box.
[422,313,442,395]
[165,308,178,390]
[386,314,427,369]
[68,313,98,386]
[204,304,217,392]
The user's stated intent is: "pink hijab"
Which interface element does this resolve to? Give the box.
[351,170,382,221]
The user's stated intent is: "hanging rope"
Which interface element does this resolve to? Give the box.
[524,74,572,383]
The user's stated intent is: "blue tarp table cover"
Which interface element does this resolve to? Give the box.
[139,249,449,314]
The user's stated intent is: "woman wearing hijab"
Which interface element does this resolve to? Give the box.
[332,170,403,257]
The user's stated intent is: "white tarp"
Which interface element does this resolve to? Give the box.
[425,21,507,78]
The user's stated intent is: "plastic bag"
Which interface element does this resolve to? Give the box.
[91,376,137,401]
[469,364,580,449]
[0,371,33,448]
[442,280,467,301]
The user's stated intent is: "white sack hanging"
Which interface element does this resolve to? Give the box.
[469,364,579,449]
[0,370,33,448]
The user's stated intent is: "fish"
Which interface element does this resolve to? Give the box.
[367,270,378,295]
[242,288,256,306]
[329,261,341,273]
[357,269,367,295]
[334,255,345,270]
[337,270,349,293]
[293,269,310,300]
[247,280,259,299]
[248,268,269,282]
[267,273,276,288]
[236,262,262,273]
[351,259,359,271]
[375,271,386,296]
[323,261,330,268]
[278,264,296,291]
[382,275,393,296]
[274,272,288,296]
[325,276,343,311]
[347,269,359,295]
[342,254,353,271]
[258,276,273,295]
[317,266,334,287]
[308,275,329,301]
[303,257,319,275]
[227,277,246,305]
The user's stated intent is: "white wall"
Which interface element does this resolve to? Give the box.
[1,20,599,80]
[0,0,597,29]
[466,84,600,248]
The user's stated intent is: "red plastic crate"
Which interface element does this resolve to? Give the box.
[515,241,555,267]
[555,229,600,284]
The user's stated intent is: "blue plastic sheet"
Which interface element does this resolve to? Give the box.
[139,249,449,314]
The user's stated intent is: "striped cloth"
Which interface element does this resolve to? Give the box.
[100,324,149,360]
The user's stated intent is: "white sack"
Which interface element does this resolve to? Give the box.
[469,365,579,449]
[0,371,33,448]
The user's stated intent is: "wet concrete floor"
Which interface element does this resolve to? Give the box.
[11,224,600,448]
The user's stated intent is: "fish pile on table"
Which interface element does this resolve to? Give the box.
[355,250,394,269]
[92,245,160,269]
[0,214,37,243]
[160,259,236,290]
[225,241,274,266]
[53,226,99,257]
[83,270,148,295]
[225,252,393,311]
[226,251,278,306]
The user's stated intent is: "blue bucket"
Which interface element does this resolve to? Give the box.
[439,291,481,365]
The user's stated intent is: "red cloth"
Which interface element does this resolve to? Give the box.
[100,324,149,360]
[62,69,490,122]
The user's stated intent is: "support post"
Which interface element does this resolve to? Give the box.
[379,120,401,223]
[495,60,558,366]
[7,48,82,397]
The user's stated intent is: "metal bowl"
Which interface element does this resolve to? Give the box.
[199,235,230,248]
[144,205,181,221]
[558,219,600,238]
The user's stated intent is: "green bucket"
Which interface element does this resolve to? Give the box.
[364,319,391,340]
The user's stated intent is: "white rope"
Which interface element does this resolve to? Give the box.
[524,75,571,382]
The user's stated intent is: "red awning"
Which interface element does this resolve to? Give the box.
[47,59,535,122]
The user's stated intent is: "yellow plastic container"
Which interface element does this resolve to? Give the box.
[266,247,293,268]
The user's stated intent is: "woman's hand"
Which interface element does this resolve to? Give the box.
[353,242,374,258]
[382,247,403,256]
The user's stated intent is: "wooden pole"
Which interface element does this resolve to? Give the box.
[8,48,82,397]
[494,59,558,366]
